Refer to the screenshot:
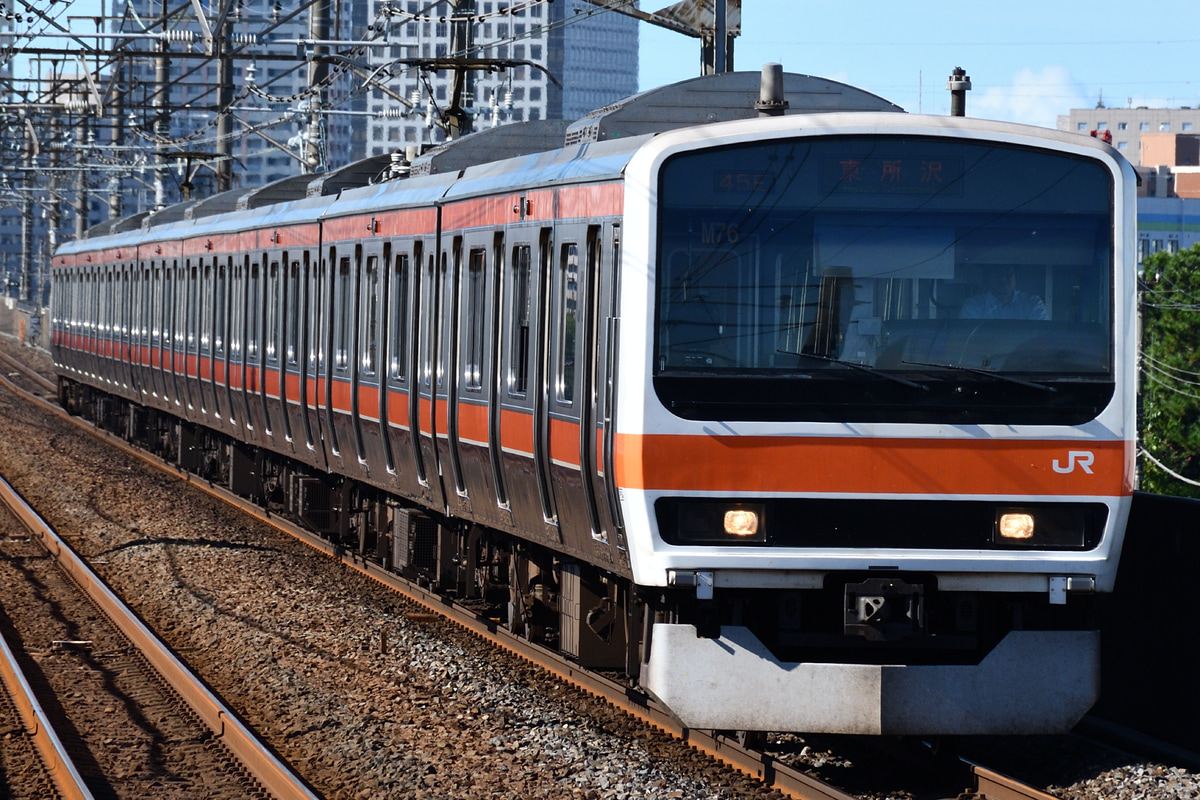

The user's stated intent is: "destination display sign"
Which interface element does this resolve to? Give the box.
[820,155,964,195]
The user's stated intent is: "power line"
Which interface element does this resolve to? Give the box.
[1140,447,1200,489]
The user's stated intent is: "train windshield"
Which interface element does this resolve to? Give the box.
[654,135,1116,424]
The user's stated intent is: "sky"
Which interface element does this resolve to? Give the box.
[8,0,1196,132]
[636,0,1200,129]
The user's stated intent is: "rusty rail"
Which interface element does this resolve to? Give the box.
[0,348,56,393]
[971,763,1062,800]
[0,618,96,800]
[0,472,322,800]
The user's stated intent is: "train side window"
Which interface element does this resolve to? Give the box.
[112,267,120,343]
[163,264,175,352]
[199,261,211,353]
[141,266,152,346]
[122,266,130,348]
[72,269,79,337]
[231,261,243,359]
[362,254,379,375]
[187,264,198,350]
[266,259,280,362]
[286,259,300,365]
[80,269,87,337]
[312,252,325,369]
[388,253,409,382]
[248,260,261,359]
[335,255,352,371]
[438,250,454,389]
[555,242,579,405]
[116,266,123,343]
[151,264,161,346]
[174,261,186,353]
[463,247,486,392]
[421,253,436,387]
[107,268,114,343]
[214,260,227,357]
[508,244,532,397]
[100,270,110,343]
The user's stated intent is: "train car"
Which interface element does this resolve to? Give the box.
[49,69,1137,736]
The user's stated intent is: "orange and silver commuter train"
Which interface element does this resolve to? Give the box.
[50,70,1137,736]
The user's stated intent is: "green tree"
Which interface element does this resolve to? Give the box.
[1140,243,1200,497]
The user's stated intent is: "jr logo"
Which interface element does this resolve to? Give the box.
[1052,451,1095,475]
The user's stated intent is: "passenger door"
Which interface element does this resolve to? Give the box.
[414,235,446,511]
[299,249,328,470]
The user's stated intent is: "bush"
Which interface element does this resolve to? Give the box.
[1140,244,1200,497]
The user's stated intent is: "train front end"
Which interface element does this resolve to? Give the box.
[617,114,1137,735]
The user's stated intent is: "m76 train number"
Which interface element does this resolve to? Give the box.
[700,222,740,245]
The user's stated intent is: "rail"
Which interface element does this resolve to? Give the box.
[971,763,1062,800]
[0,615,95,800]
[0,348,56,394]
[0,471,322,800]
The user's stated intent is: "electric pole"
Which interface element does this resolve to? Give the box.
[19,116,36,303]
[107,56,125,219]
[305,0,330,173]
[216,12,234,191]
[153,0,171,209]
[75,115,89,238]
[446,0,476,139]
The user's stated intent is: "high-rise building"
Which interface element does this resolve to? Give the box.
[362,0,639,156]
[108,0,638,206]
[112,0,357,208]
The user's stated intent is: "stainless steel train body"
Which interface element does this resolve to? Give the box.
[49,72,1138,736]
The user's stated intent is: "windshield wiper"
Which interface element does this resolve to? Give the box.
[778,349,929,391]
[901,360,1057,393]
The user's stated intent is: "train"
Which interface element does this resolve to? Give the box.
[49,68,1138,736]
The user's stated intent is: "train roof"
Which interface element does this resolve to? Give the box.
[563,70,903,145]
[409,120,573,176]
[58,70,909,253]
[328,133,648,219]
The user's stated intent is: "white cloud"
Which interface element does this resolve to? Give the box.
[971,65,1090,129]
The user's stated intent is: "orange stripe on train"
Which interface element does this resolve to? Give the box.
[614,434,1134,496]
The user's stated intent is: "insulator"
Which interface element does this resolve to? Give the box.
[163,29,196,43]
[230,33,258,46]
[377,109,407,119]
[61,99,91,112]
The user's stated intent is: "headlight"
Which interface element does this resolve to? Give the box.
[997,512,1035,540]
[992,506,1087,549]
[724,509,760,536]
[670,502,768,544]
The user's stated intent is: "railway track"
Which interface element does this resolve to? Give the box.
[0,598,86,800]
[0,342,1065,800]
[0,347,56,395]
[0,464,320,800]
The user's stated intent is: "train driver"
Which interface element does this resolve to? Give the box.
[960,265,1048,321]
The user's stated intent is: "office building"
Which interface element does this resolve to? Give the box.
[362,0,639,155]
